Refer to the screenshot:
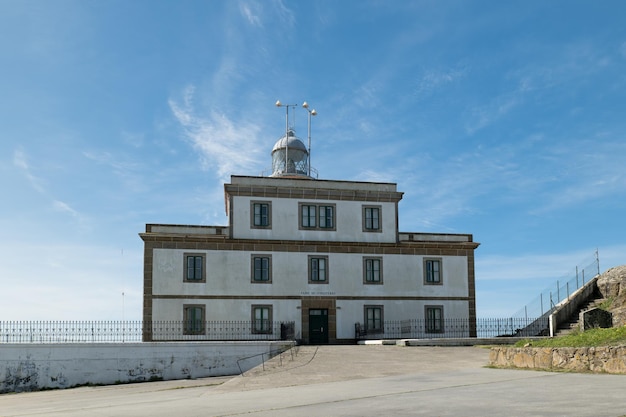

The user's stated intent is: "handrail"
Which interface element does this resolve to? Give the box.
[236,343,296,375]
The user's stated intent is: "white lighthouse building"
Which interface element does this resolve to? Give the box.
[140,104,479,343]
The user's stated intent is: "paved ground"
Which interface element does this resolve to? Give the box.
[1,345,626,416]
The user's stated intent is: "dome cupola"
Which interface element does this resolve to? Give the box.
[270,129,310,177]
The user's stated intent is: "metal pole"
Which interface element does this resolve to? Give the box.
[122,292,125,343]
[302,102,316,178]
[307,110,311,176]
[285,106,289,173]
[525,306,528,326]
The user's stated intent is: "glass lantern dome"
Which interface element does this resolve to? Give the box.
[270,129,311,178]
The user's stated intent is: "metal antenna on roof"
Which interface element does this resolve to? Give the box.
[275,100,298,174]
[302,102,317,177]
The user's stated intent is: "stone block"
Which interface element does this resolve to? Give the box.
[581,308,612,330]
[533,348,553,369]
[513,350,535,368]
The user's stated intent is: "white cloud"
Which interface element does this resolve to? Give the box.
[414,66,467,97]
[274,0,295,28]
[82,150,141,175]
[239,1,262,27]
[530,138,626,213]
[81,149,148,194]
[355,169,396,184]
[120,130,145,148]
[169,86,265,180]
[53,200,79,218]
[13,148,45,193]
[13,148,89,224]
[396,130,626,225]
[464,94,520,135]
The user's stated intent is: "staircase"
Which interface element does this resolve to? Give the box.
[555,292,606,336]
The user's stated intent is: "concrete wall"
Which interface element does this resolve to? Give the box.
[0,341,293,393]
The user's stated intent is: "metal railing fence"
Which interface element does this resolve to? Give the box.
[355,317,549,340]
[510,251,601,320]
[0,320,295,344]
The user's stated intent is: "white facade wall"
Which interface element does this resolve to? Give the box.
[152,247,470,341]
[231,196,398,242]
[153,249,468,298]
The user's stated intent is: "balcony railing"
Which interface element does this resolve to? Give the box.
[0,320,296,344]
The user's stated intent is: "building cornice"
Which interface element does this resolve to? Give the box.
[139,234,480,254]
[224,175,404,203]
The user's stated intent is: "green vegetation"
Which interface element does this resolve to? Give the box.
[516,326,626,348]
[597,296,615,310]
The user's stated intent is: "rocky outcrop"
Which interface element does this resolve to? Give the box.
[489,346,626,374]
[490,266,626,374]
[597,265,626,327]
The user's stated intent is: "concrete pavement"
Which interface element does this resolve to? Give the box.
[1,345,626,416]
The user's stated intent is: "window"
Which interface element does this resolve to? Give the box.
[364,305,383,333]
[425,306,444,333]
[184,253,205,282]
[251,201,271,228]
[308,256,329,283]
[319,205,334,229]
[252,305,273,334]
[363,206,381,232]
[299,203,336,231]
[424,258,442,284]
[183,305,205,335]
[301,204,317,228]
[363,257,382,284]
[251,255,272,283]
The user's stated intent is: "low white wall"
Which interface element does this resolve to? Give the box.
[0,341,293,393]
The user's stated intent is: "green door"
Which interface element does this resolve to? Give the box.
[309,309,329,344]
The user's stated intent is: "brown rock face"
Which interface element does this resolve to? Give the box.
[597,265,626,326]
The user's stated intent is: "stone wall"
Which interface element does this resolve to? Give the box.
[489,346,626,374]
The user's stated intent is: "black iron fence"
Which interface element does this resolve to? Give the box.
[355,317,549,340]
[1,317,548,344]
[0,320,296,344]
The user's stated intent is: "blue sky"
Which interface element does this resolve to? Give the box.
[1,0,625,320]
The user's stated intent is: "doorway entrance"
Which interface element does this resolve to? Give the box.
[308,309,329,344]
